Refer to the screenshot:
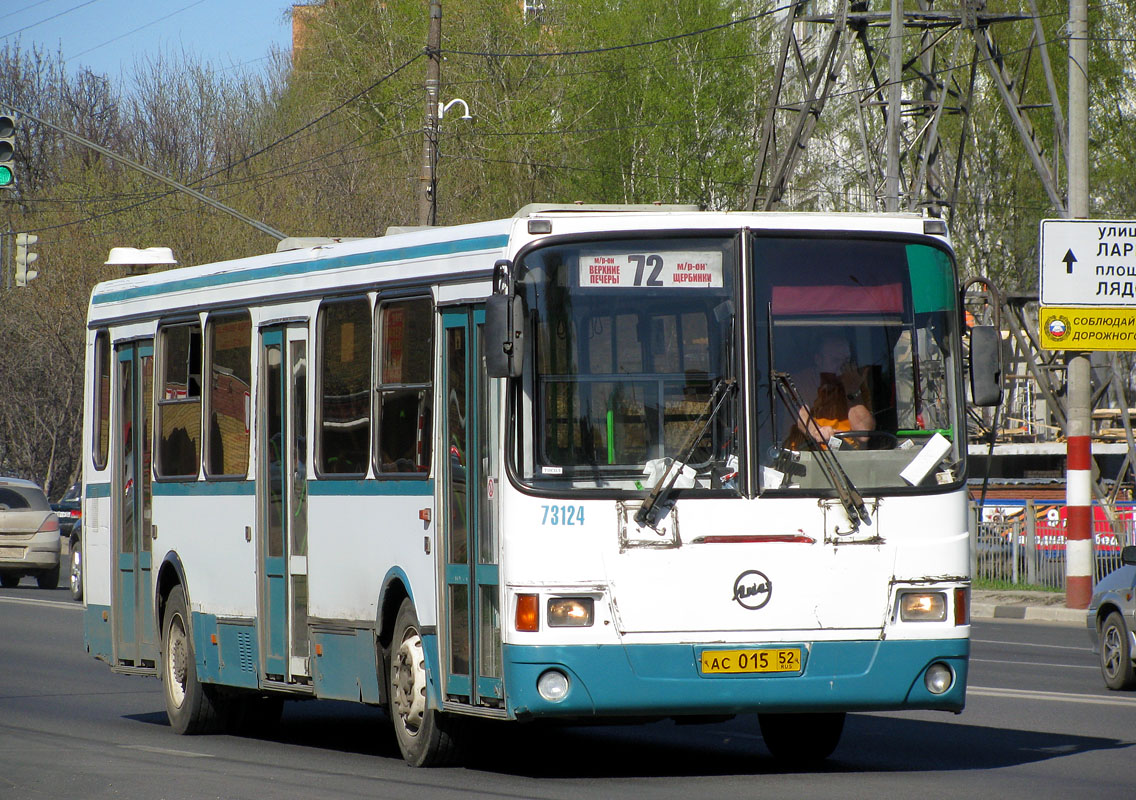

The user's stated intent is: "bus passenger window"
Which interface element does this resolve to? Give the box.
[318,297,371,476]
[377,298,433,475]
[204,312,251,478]
[156,322,203,478]
[93,330,111,469]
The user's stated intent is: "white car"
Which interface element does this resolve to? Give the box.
[0,477,61,589]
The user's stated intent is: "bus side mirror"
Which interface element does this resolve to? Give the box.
[969,325,1002,407]
[486,260,524,379]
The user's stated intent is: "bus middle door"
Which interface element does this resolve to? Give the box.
[257,325,311,685]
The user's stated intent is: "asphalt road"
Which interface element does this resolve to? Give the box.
[1,582,1134,800]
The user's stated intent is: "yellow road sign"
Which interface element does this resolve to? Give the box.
[1039,305,1136,350]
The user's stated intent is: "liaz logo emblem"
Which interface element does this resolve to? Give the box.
[733,570,772,610]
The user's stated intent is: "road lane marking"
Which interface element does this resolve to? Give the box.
[120,745,214,758]
[971,638,1091,653]
[970,657,1097,671]
[968,684,1136,708]
[0,595,81,611]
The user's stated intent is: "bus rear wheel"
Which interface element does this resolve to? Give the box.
[389,598,460,766]
[758,711,845,763]
[162,585,223,734]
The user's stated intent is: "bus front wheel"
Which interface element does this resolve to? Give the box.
[389,598,460,766]
[758,711,845,763]
[162,585,223,734]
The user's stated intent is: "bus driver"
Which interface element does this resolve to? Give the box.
[792,332,874,445]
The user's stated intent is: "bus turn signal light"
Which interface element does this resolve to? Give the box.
[954,587,970,625]
[516,593,539,632]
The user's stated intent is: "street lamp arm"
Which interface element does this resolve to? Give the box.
[438,98,472,120]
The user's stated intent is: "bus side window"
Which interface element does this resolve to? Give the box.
[318,296,372,476]
[93,330,111,470]
[156,322,203,479]
[376,297,433,475]
[204,311,251,478]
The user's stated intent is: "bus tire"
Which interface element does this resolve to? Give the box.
[758,711,845,763]
[162,585,222,734]
[389,598,460,766]
[1100,611,1136,690]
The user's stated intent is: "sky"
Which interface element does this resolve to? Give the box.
[0,0,296,83]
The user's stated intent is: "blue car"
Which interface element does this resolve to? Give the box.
[1087,546,1136,690]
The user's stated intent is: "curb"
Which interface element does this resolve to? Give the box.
[971,602,1086,626]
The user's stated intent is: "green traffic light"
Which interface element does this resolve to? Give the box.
[0,164,13,187]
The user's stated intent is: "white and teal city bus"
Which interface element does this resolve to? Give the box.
[82,205,994,765]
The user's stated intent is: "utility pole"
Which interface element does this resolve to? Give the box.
[1065,0,1092,609]
[418,0,442,227]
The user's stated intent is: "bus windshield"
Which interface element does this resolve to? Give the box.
[760,235,964,493]
[516,236,740,492]
[514,232,964,495]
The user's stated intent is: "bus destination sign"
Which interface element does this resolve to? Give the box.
[579,250,723,289]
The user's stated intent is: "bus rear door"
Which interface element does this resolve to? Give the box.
[112,339,157,672]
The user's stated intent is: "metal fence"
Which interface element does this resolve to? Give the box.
[973,511,1135,589]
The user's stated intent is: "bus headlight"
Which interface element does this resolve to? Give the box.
[899,591,947,622]
[924,662,954,695]
[547,597,594,627]
[537,669,570,702]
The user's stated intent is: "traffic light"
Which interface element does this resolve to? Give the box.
[0,113,14,190]
[15,233,38,286]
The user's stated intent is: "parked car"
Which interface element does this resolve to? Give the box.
[68,516,83,601]
[0,477,61,589]
[51,482,81,538]
[1087,546,1136,690]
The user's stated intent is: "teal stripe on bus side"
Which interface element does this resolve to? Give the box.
[152,481,255,497]
[85,482,111,499]
[91,234,510,305]
[307,479,434,497]
[146,479,433,497]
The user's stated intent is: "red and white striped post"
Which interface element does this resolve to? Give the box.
[1065,428,1093,609]
[1065,0,1091,610]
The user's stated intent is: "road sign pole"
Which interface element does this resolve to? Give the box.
[1066,0,1091,609]
[1066,357,1093,607]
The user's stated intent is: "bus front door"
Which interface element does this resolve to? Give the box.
[112,340,157,672]
[441,308,503,708]
[257,325,310,684]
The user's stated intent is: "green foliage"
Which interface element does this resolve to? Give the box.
[4,1,1136,491]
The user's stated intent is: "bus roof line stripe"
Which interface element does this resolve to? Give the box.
[91,234,510,306]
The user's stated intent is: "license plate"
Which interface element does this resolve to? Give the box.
[0,546,26,558]
[700,648,801,674]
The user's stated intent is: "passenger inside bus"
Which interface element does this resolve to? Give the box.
[788,331,874,446]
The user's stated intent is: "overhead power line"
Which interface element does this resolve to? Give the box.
[1,100,288,239]
[0,0,101,39]
[440,5,791,58]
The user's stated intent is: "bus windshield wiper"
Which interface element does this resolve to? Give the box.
[773,371,871,529]
[635,378,737,529]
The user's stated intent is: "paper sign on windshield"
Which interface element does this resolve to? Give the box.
[578,251,723,288]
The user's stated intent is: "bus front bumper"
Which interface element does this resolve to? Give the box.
[502,637,968,720]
